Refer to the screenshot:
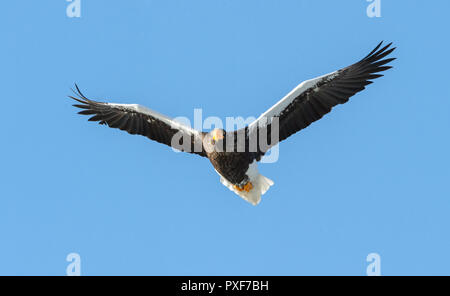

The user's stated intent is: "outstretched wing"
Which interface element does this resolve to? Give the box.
[246,41,396,159]
[70,85,207,157]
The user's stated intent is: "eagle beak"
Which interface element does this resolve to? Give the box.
[212,130,224,141]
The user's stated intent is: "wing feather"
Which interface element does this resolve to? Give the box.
[70,86,206,157]
[246,41,396,159]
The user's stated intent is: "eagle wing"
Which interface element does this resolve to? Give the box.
[245,41,396,159]
[70,85,207,157]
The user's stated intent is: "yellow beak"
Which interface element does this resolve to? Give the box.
[212,130,223,141]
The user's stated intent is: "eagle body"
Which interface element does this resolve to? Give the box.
[207,149,253,185]
[71,42,395,205]
[205,138,273,205]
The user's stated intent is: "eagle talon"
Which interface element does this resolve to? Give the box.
[234,182,253,193]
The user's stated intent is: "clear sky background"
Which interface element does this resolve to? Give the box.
[1,1,449,275]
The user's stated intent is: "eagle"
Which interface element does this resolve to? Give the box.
[71,41,395,205]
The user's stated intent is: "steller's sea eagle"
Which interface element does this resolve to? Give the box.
[71,41,395,205]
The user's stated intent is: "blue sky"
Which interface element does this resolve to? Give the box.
[1,1,449,275]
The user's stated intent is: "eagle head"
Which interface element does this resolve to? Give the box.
[203,128,226,153]
[211,128,225,143]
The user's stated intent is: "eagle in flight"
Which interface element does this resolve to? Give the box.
[71,41,395,205]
